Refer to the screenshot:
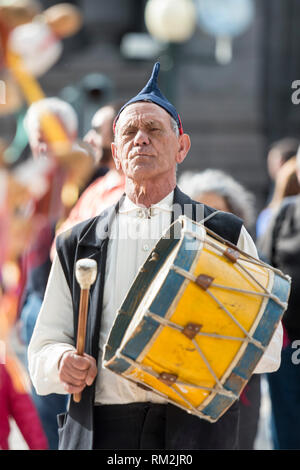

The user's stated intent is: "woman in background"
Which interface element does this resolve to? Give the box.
[178,168,259,450]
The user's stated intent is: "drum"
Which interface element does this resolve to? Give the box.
[103,216,290,423]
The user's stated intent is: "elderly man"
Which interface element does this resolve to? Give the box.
[50,101,125,257]
[28,63,282,450]
[20,97,79,450]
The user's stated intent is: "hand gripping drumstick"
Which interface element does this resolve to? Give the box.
[73,258,97,403]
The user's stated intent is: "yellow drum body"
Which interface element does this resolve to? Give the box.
[104,216,290,422]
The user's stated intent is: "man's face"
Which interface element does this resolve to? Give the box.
[112,102,189,183]
[196,192,230,213]
[29,118,77,160]
[29,126,48,159]
[267,149,280,181]
[84,106,114,165]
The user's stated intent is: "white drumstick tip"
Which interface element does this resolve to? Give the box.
[75,258,97,289]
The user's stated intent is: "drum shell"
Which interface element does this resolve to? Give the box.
[104,217,290,422]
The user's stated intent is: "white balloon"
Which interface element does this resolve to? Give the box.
[145,0,196,43]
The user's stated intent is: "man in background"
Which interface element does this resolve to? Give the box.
[50,101,125,259]
[21,98,124,448]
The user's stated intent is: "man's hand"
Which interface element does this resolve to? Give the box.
[58,350,97,394]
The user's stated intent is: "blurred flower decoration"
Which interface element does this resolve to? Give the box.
[195,0,255,64]
[145,0,197,44]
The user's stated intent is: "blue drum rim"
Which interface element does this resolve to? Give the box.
[201,272,290,420]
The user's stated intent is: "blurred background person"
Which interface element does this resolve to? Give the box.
[256,156,300,242]
[0,358,48,450]
[266,137,299,190]
[20,99,125,447]
[178,168,260,450]
[82,103,120,183]
[50,100,125,259]
[0,271,48,450]
[178,169,256,232]
[257,148,300,450]
[257,138,299,239]
[19,97,81,450]
[23,97,78,160]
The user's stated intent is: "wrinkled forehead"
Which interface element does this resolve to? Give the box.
[116,101,172,129]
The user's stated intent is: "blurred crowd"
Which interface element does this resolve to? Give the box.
[1,0,300,452]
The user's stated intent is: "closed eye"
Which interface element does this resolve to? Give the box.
[149,127,162,133]
[123,128,136,136]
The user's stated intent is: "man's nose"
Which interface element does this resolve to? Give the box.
[134,129,150,146]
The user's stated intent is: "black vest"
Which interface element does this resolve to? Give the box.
[56,187,243,450]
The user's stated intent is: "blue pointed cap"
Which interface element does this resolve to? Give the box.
[113,62,183,135]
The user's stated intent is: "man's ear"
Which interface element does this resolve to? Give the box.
[111,142,121,170]
[176,133,191,165]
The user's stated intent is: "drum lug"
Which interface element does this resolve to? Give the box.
[159,372,178,386]
[140,266,147,273]
[195,274,214,290]
[182,322,202,339]
[224,247,239,263]
[150,251,159,262]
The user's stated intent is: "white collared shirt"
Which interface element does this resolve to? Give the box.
[28,192,283,402]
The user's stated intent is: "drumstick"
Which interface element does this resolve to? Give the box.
[73,258,97,403]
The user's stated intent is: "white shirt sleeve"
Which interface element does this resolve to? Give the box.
[28,254,76,395]
[237,225,283,374]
